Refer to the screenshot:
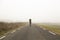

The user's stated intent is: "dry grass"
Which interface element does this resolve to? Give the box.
[0,22,26,36]
[37,23,60,35]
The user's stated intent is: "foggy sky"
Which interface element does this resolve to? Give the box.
[0,0,60,23]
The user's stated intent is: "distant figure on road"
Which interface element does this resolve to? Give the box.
[29,19,32,27]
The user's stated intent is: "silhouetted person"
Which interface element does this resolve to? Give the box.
[29,19,32,27]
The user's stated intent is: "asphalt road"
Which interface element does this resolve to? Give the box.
[1,25,60,40]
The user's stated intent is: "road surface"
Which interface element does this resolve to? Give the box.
[1,25,60,40]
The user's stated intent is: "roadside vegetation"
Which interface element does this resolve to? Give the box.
[37,23,60,35]
[0,22,26,36]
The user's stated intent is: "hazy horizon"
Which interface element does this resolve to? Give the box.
[0,0,60,23]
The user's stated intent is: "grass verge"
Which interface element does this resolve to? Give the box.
[37,23,60,35]
[0,22,27,37]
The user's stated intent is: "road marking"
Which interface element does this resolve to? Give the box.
[11,30,16,33]
[49,31,56,35]
[0,36,6,39]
